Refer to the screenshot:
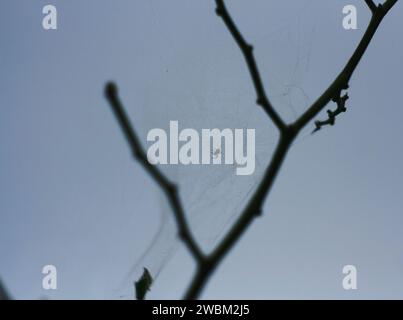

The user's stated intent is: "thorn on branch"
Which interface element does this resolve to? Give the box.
[312,92,349,134]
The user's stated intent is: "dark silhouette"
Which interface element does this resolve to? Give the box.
[135,268,153,300]
[105,0,398,299]
[0,279,11,300]
[312,93,349,133]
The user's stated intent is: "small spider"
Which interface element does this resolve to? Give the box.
[213,148,221,159]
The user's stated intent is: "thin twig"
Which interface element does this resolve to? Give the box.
[382,0,399,12]
[215,0,286,132]
[365,0,378,13]
[105,83,205,263]
[312,93,349,133]
[294,0,398,132]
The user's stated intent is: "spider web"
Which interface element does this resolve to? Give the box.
[116,0,318,298]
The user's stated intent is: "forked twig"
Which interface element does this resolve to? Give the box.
[104,0,398,299]
[365,0,378,13]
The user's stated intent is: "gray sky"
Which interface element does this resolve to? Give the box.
[0,0,402,299]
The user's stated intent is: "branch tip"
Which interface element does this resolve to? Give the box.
[105,81,117,97]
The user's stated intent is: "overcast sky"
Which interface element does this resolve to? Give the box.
[0,0,402,299]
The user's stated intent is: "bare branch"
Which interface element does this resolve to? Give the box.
[183,0,397,299]
[365,0,378,13]
[104,0,398,300]
[215,0,286,132]
[184,132,294,299]
[294,0,398,132]
[104,82,204,263]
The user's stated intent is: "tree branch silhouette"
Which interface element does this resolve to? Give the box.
[104,0,398,299]
[105,83,204,263]
[365,0,378,13]
[294,0,397,131]
[214,0,286,132]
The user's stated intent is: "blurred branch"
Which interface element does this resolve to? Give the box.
[0,279,11,300]
[105,83,204,264]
